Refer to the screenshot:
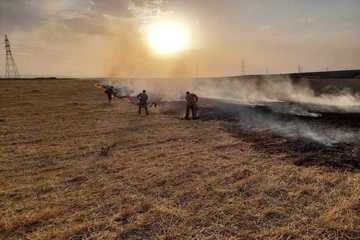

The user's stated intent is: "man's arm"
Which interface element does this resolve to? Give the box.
[193,94,199,102]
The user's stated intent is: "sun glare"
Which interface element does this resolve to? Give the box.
[146,21,189,55]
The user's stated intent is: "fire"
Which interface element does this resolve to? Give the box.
[95,82,103,89]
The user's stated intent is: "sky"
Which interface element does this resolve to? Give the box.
[0,0,360,77]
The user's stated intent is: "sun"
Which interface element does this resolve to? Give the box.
[146,21,189,55]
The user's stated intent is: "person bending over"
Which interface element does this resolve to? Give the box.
[104,86,114,103]
[185,91,199,120]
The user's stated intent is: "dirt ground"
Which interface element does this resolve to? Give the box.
[1,79,360,240]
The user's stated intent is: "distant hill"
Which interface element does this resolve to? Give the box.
[286,69,360,80]
[216,69,360,80]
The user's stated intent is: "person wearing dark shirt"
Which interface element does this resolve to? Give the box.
[104,86,114,103]
[137,90,149,115]
[185,91,199,120]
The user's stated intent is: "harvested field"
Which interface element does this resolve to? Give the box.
[1,79,360,240]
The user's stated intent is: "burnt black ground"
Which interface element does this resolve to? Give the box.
[197,99,360,170]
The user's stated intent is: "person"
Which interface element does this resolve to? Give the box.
[185,91,199,120]
[137,90,149,115]
[104,86,114,103]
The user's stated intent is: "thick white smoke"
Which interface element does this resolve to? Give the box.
[194,76,360,112]
[235,107,359,146]
[194,75,360,145]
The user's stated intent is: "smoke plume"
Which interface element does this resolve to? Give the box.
[194,75,360,145]
[195,76,360,113]
[105,73,360,145]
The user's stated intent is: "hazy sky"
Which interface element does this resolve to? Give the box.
[1,0,360,77]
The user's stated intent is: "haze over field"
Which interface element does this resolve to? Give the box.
[1,0,360,77]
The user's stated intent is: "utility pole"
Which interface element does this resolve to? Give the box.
[4,35,20,78]
[298,64,303,73]
[241,60,246,75]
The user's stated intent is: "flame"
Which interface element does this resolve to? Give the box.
[95,82,103,89]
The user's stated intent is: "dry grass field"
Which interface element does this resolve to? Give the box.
[1,79,360,240]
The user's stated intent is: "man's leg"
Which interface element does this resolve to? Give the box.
[191,106,196,119]
[193,105,198,119]
[138,105,141,115]
[145,105,149,115]
[185,106,190,119]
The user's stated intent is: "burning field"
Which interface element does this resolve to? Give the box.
[1,78,360,239]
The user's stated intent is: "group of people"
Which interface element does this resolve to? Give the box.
[136,90,199,120]
[104,87,199,120]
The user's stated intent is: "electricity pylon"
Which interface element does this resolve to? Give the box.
[4,35,20,78]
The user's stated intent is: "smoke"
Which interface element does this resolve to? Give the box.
[254,116,359,146]
[202,100,360,146]
[102,19,193,101]
[104,68,360,145]
[102,3,195,100]
[237,107,359,146]
[194,76,360,113]
[195,75,360,145]
[103,0,181,78]
[102,20,151,77]
[105,75,192,102]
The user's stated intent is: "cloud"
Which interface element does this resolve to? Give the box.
[0,0,172,37]
[0,0,129,34]
[91,0,131,18]
[1,0,359,77]
[60,13,110,35]
[0,0,181,77]
[128,0,173,23]
[301,16,318,24]
[259,25,272,31]
[0,0,45,32]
